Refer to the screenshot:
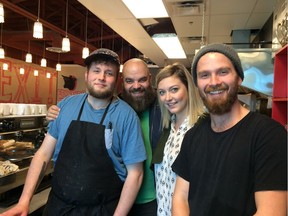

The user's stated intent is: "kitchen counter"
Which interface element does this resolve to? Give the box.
[0,187,51,214]
[0,160,53,214]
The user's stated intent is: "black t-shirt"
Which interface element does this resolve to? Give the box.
[172,112,287,216]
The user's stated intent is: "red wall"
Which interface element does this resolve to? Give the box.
[0,58,57,107]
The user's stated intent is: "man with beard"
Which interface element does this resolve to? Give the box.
[2,48,146,216]
[46,58,162,216]
[172,43,287,215]
[120,58,161,216]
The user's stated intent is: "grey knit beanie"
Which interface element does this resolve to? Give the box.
[191,43,244,86]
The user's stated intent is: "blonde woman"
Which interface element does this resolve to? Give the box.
[151,62,205,216]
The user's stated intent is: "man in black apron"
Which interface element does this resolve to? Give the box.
[45,95,122,215]
[47,58,162,216]
[2,48,145,216]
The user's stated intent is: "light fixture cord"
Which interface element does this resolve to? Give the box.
[100,22,103,48]
[112,31,115,50]
[65,0,69,37]
[121,38,124,63]
[200,3,205,46]
[85,10,88,47]
[37,0,41,21]
[0,23,2,47]
[43,41,45,58]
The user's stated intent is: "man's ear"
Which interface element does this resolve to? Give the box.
[84,71,88,81]
[238,77,243,86]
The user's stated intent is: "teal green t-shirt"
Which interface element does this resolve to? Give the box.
[135,109,156,203]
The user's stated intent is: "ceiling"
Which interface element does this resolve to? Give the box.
[1,0,276,68]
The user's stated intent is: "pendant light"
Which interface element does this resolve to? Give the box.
[0,23,4,59]
[20,67,25,75]
[34,70,39,76]
[82,47,89,59]
[56,53,61,71]
[3,63,8,70]
[0,3,4,23]
[41,42,47,67]
[82,10,89,59]
[46,72,51,78]
[56,62,61,71]
[119,38,124,73]
[25,40,32,63]
[25,53,32,63]
[33,0,43,39]
[62,0,70,52]
[41,57,47,67]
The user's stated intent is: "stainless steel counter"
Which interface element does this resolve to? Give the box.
[0,160,54,213]
[0,187,51,214]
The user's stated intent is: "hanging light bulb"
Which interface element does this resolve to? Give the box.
[0,3,4,23]
[20,67,25,75]
[33,0,43,39]
[2,63,8,70]
[56,53,61,71]
[62,37,70,52]
[46,72,51,78]
[25,41,32,63]
[34,70,39,76]
[82,10,89,59]
[41,58,47,67]
[119,38,124,72]
[0,47,4,59]
[0,23,4,59]
[82,47,89,59]
[56,63,61,71]
[33,21,43,39]
[25,53,32,63]
[41,42,47,67]
[62,0,70,51]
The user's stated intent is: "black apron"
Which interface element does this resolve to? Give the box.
[45,96,123,216]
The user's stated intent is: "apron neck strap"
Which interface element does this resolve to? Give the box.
[77,94,88,121]
[77,94,113,125]
[99,96,113,125]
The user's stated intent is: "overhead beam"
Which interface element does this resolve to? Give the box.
[1,0,97,50]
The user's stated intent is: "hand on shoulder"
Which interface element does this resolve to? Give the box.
[46,105,60,121]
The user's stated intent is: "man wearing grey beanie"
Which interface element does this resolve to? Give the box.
[172,43,287,215]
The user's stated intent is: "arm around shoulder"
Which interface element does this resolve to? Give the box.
[46,105,60,121]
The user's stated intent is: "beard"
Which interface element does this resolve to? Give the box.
[86,83,114,99]
[200,78,239,115]
[122,85,156,113]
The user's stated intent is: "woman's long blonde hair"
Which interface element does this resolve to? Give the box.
[156,62,205,129]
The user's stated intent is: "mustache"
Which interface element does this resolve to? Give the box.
[205,84,228,93]
[130,88,145,94]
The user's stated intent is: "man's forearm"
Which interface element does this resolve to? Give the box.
[172,177,190,216]
[113,164,143,216]
[18,151,50,206]
[172,196,189,216]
